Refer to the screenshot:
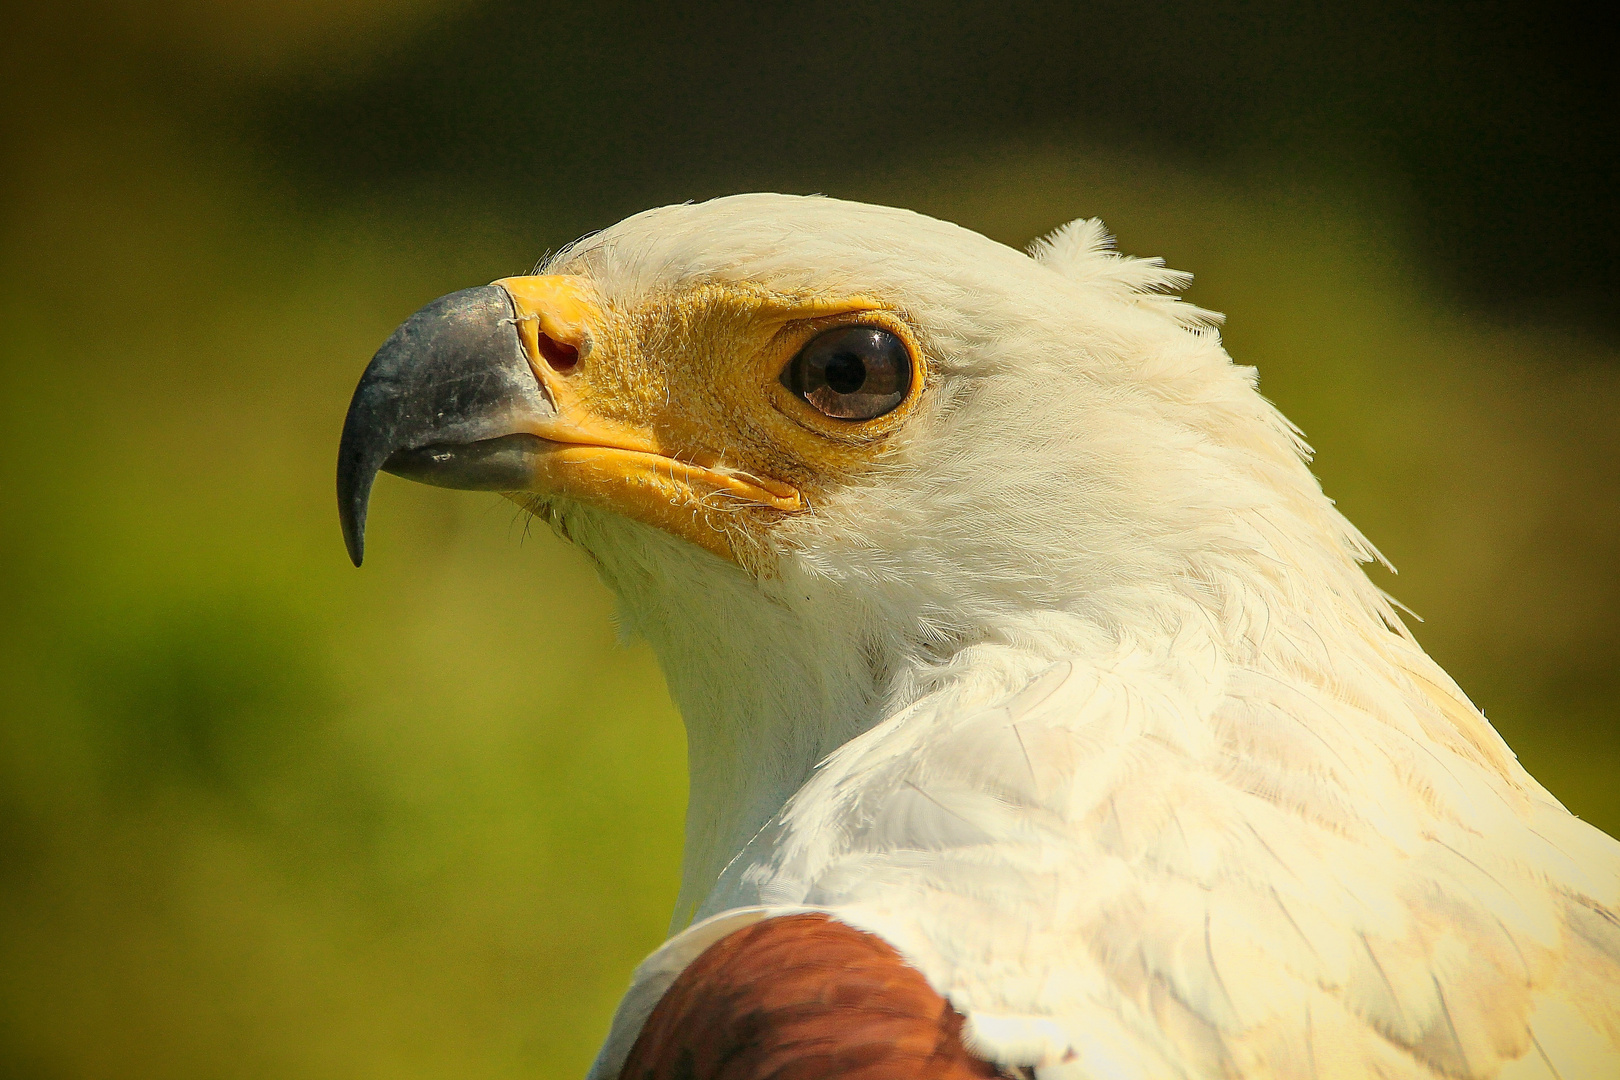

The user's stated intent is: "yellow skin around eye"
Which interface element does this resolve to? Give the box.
[490,276,926,566]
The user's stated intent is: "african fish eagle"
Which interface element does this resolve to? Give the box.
[337,194,1620,1079]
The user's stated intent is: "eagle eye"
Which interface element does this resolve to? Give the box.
[781,326,912,421]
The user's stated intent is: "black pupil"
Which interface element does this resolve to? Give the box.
[824,352,866,394]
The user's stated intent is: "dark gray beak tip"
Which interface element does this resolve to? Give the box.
[337,284,553,567]
[337,438,375,567]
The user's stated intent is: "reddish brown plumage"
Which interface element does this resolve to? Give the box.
[620,914,1006,1080]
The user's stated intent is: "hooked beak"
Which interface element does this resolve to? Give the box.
[337,276,803,567]
[336,284,553,566]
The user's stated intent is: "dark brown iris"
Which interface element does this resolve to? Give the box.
[781,325,912,420]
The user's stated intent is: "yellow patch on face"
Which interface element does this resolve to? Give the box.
[489,275,925,565]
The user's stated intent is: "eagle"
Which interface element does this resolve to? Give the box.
[337,194,1620,1079]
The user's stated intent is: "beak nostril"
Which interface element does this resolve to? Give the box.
[538,332,580,373]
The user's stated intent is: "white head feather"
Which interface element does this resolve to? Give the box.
[539,195,1409,905]
[528,195,1617,1078]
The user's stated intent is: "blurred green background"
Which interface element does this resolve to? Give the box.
[2,3,1616,1077]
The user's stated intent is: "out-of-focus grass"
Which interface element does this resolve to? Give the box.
[1,115,1615,1078]
[0,111,688,1079]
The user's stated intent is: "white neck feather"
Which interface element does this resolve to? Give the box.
[569,433,1428,932]
[574,520,885,927]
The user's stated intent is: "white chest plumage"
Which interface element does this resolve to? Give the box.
[592,612,1620,1080]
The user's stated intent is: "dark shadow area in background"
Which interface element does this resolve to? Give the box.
[252,0,1617,338]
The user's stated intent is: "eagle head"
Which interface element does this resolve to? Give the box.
[338,193,1396,908]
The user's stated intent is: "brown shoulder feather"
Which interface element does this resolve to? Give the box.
[620,913,1007,1080]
